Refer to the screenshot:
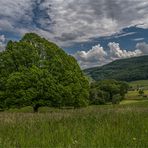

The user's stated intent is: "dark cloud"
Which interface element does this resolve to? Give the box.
[0,0,148,46]
[55,32,85,42]
[32,0,55,32]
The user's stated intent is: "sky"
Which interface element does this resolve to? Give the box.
[0,0,148,69]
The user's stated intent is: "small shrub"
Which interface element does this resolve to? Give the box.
[138,89,144,96]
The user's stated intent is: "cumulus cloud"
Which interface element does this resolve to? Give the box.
[0,0,148,46]
[75,42,147,69]
[75,44,107,61]
[75,44,108,68]
[136,42,148,54]
[108,42,142,59]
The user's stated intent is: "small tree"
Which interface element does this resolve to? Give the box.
[118,81,129,100]
[138,89,144,96]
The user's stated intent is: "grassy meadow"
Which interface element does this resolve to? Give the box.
[0,102,148,147]
[130,80,148,90]
[0,80,148,147]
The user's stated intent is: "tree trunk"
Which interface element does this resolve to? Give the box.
[33,104,40,113]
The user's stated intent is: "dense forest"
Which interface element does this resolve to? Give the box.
[84,55,148,82]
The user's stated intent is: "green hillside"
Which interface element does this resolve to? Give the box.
[84,55,148,82]
[130,80,148,90]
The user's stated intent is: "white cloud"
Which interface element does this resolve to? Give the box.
[114,32,136,38]
[75,42,146,69]
[132,38,144,41]
[108,42,142,59]
[136,42,148,54]
[75,44,108,68]
[75,44,107,61]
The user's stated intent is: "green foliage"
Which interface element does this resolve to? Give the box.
[84,55,148,82]
[0,33,89,111]
[89,88,109,105]
[138,89,144,96]
[112,94,121,104]
[89,79,129,104]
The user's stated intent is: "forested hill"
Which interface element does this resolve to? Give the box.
[84,55,148,82]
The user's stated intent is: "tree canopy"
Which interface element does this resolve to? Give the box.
[0,33,89,112]
[89,79,129,105]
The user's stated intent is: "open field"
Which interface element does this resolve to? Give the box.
[0,100,148,147]
[130,80,148,90]
[125,90,148,100]
[0,80,147,147]
[124,80,148,100]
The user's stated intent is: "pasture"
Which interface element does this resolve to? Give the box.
[0,101,148,147]
[0,80,148,147]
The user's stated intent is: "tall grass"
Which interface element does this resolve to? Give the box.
[0,102,148,147]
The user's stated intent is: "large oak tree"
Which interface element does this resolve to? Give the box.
[0,33,89,112]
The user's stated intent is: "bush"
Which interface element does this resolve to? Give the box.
[89,79,129,105]
[112,94,122,104]
[138,89,144,96]
[89,88,109,105]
